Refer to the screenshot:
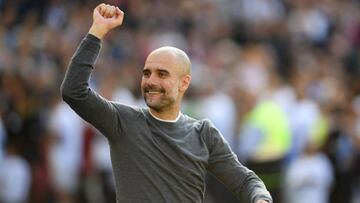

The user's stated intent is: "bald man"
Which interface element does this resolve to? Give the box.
[61,3,272,203]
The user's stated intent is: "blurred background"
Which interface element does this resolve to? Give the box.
[0,0,360,203]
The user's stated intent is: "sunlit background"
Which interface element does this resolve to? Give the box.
[0,0,359,203]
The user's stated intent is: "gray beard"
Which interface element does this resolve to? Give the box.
[143,95,175,112]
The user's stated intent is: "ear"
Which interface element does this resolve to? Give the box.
[179,75,191,92]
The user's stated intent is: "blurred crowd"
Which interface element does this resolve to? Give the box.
[0,0,360,203]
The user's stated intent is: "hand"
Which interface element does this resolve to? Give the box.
[89,3,124,39]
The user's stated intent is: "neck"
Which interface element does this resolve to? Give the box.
[149,107,180,121]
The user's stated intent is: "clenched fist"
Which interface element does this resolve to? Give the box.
[89,3,124,39]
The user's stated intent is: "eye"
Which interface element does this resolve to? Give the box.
[158,70,169,78]
[143,70,151,78]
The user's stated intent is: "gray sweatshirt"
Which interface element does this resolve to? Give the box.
[60,34,272,203]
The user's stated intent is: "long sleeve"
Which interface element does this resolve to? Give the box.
[206,121,272,203]
[60,34,119,139]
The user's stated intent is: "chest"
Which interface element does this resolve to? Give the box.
[113,122,210,172]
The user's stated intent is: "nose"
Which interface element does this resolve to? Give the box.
[146,73,159,86]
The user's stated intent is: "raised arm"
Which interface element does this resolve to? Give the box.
[206,122,272,203]
[60,4,124,138]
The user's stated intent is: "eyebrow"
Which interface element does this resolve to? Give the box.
[143,67,170,74]
[158,69,170,75]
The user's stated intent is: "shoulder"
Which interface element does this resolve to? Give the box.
[182,115,214,131]
[196,118,219,134]
[183,116,221,143]
[111,102,141,111]
[110,102,145,119]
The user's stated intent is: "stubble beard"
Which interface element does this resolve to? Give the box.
[143,92,176,112]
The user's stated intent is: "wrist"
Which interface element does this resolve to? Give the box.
[89,24,107,39]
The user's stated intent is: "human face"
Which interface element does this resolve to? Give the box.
[141,52,182,112]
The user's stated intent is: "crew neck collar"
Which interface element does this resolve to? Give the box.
[148,109,182,123]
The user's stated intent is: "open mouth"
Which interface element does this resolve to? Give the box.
[146,91,163,96]
[144,87,165,94]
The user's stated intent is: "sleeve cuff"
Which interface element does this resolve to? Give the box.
[86,33,102,43]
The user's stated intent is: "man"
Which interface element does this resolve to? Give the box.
[61,3,272,203]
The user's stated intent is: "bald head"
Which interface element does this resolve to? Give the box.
[142,46,192,114]
[148,46,191,76]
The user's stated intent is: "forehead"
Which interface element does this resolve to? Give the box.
[144,51,181,73]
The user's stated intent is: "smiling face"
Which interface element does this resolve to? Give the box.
[141,47,191,113]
